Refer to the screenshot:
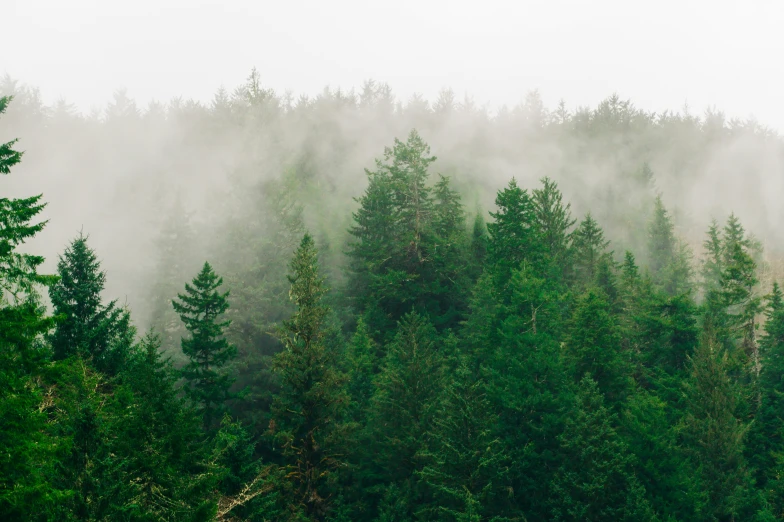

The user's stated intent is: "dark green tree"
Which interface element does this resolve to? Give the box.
[468,211,488,281]
[346,130,469,336]
[173,261,237,430]
[102,330,217,519]
[269,233,348,520]
[679,333,763,521]
[416,359,512,521]
[48,233,134,374]
[747,282,784,515]
[366,311,445,517]
[646,195,694,296]
[0,94,64,520]
[570,213,610,290]
[533,176,575,282]
[549,376,656,522]
[566,289,632,405]
[486,177,541,286]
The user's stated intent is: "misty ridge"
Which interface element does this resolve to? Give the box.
[1,69,783,331]
[8,60,784,521]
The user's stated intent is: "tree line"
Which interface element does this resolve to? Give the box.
[2,91,784,521]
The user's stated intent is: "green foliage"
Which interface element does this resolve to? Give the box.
[346,130,469,336]
[5,88,784,521]
[570,213,610,290]
[365,311,445,516]
[49,233,134,374]
[679,333,763,520]
[486,177,541,286]
[270,233,349,520]
[549,376,656,522]
[417,359,512,521]
[173,262,237,430]
[566,289,632,405]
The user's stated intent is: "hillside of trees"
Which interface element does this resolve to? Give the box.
[3,73,784,520]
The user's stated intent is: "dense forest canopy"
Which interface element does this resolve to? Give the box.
[2,71,784,520]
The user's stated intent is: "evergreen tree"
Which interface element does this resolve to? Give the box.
[366,311,445,516]
[0,95,64,519]
[647,195,693,296]
[720,214,761,359]
[477,263,571,518]
[566,289,632,405]
[173,261,237,430]
[416,359,512,521]
[102,331,216,519]
[468,212,488,281]
[345,318,376,421]
[533,176,575,282]
[748,282,784,515]
[486,177,541,286]
[570,213,610,290]
[679,333,763,520]
[346,130,468,336]
[49,233,134,374]
[647,195,675,277]
[269,233,348,520]
[549,376,656,522]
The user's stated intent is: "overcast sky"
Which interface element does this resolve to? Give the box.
[4,0,783,129]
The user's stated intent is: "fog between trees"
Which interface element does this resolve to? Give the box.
[2,71,783,329]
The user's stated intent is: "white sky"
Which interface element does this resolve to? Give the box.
[4,0,783,129]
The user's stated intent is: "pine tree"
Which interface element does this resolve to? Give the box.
[173,262,237,430]
[549,376,655,522]
[346,130,468,336]
[416,359,512,521]
[468,212,487,281]
[477,263,571,518]
[270,233,348,520]
[101,330,215,519]
[0,94,56,347]
[0,95,64,519]
[533,176,575,282]
[679,333,762,520]
[571,213,610,290]
[486,178,541,286]
[345,318,376,421]
[748,282,784,514]
[566,289,631,405]
[366,311,445,516]
[647,195,676,277]
[49,233,134,375]
[720,214,761,359]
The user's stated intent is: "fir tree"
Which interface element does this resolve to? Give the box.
[173,261,237,430]
[748,282,784,513]
[49,233,134,374]
[486,177,541,286]
[102,330,215,519]
[270,233,348,520]
[647,195,676,277]
[549,376,655,522]
[571,213,610,290]
[416,359,512,521]
[346,131,468,336]
[0,95,63,519]
[679,333,762,520]
[366,311,445,515]
[468,212,488,281]
[533,176,575,282]
[566,289,631,405]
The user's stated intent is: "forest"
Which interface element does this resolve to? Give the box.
[2,71,784,521]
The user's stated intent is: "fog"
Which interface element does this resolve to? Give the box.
[4,1,784,331]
